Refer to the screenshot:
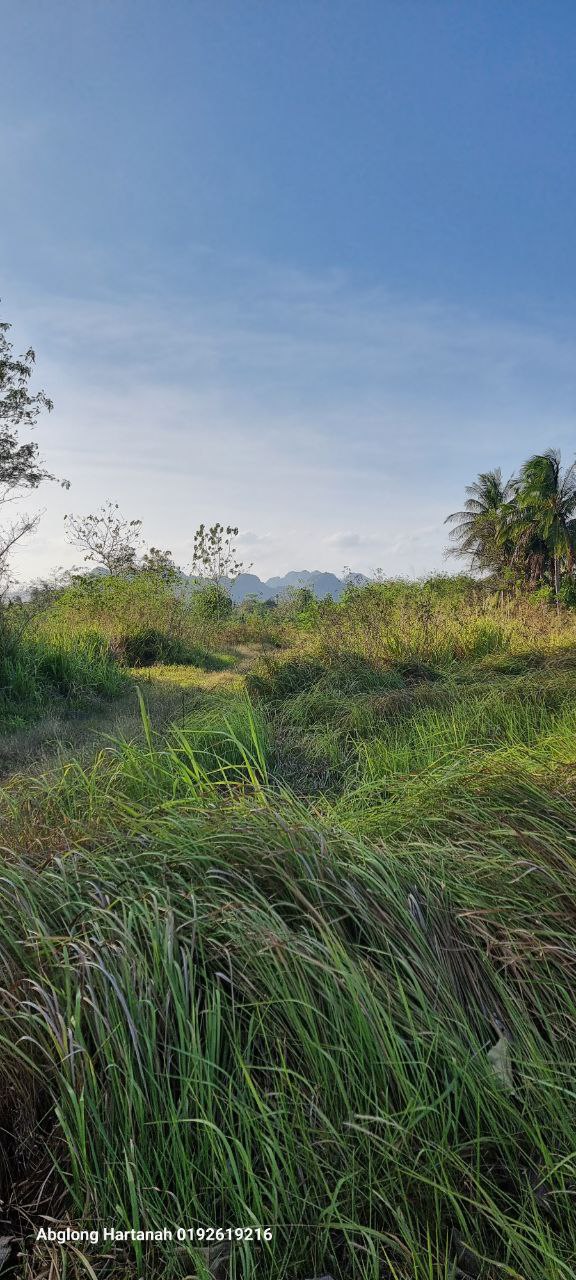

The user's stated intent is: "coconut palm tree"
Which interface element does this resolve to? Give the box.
[515,450,576,599]
[444,468,517,575]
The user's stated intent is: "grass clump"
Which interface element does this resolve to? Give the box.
[247,651,407,702]
[0,629,126,731]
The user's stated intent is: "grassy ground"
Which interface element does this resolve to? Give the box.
[0,644,250,777]
[2,598,576,1279]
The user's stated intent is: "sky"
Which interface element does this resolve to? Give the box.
[2,0,576,583]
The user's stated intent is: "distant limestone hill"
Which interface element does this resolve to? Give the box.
[265,570,345,597]
[185,569,368,603]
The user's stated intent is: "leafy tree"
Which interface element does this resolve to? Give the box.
[444,469,517,576]
[191,523,249,588]
[0,316,67,591]
[515,450,576,599]
[64,502,143,575]
[140,546,181,582]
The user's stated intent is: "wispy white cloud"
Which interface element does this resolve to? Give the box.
[323,531,380,550]
[237,530,278,547]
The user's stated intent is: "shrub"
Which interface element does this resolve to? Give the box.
[108,626,192,667]
[42,570,192,643]
[189,582,233,621]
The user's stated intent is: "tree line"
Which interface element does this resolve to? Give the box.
[445,452,576,602]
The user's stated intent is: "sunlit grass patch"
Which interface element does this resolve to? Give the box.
[135,655,241,692]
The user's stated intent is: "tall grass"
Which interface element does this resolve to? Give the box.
[3,585,576,1277]
[314,581,576,671]
[0,630,126,731]
[1,687,576,1278]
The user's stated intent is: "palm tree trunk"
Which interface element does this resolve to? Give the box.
[554,553,560,614]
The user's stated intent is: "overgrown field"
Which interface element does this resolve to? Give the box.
[2,580,576,1279]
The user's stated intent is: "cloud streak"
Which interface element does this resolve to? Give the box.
[323,531,381,550]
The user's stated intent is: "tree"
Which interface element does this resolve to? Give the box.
[444,469,517,576]
[191,523,249,589]
[515,450,576,601]
[0,315,67,592]
[445,451,576,601]
[191,524,249,619]
[190,524,252,621]
[64,502,143,575]
[140,546,181,582]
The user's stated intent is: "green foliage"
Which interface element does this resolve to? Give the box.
[0,628,126,730]
[276,584,322,628]
[445,466,517,574]
[43,568,190,643]
[190,581,234,620]
[446,449,576,596]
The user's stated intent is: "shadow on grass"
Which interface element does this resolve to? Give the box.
[476,644,576,676]
[247,650,444,702]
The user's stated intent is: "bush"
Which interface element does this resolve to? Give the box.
[107,627,192,667]
[42,570,192,643]
[189,582,233,621]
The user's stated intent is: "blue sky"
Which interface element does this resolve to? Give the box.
[2,1,576,581]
